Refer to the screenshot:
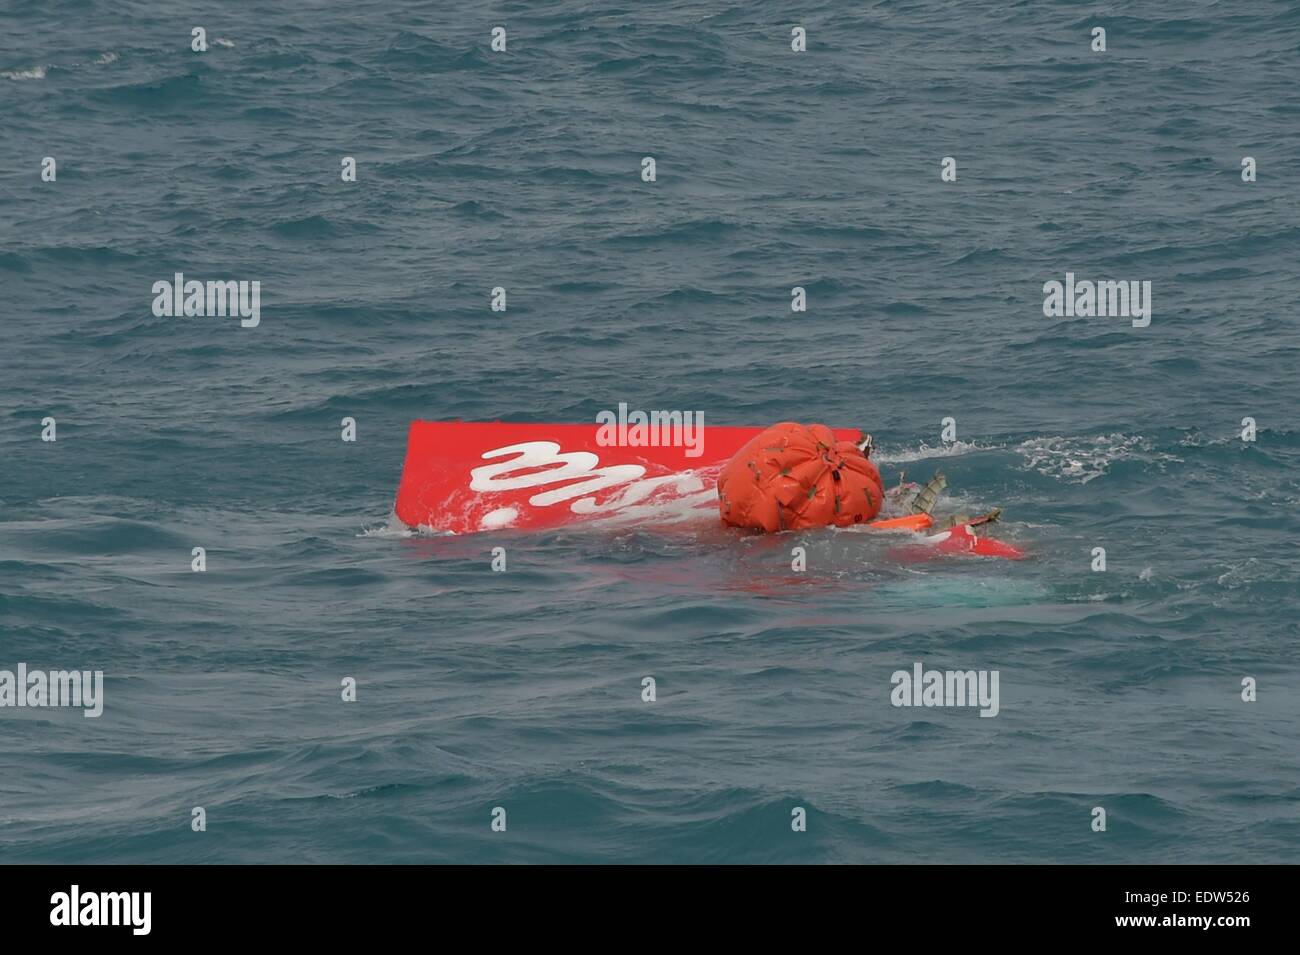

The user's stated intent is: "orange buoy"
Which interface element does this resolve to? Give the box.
[717,422,883,532]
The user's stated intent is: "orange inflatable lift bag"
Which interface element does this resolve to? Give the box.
[717,422,884,532]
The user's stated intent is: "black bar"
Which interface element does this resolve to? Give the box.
[0,864,1284,940]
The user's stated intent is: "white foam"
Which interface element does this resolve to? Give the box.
[873,440,989,464]
[1016,433,1181,484]
[480,507,519,529]
[3,65,47,80]
[357,509,445,538]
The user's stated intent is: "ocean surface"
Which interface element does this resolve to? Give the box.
[2,0,1298,863]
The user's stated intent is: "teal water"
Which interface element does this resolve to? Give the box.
[1,0,1298,863]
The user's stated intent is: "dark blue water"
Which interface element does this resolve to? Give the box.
[2,1,1298,863]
